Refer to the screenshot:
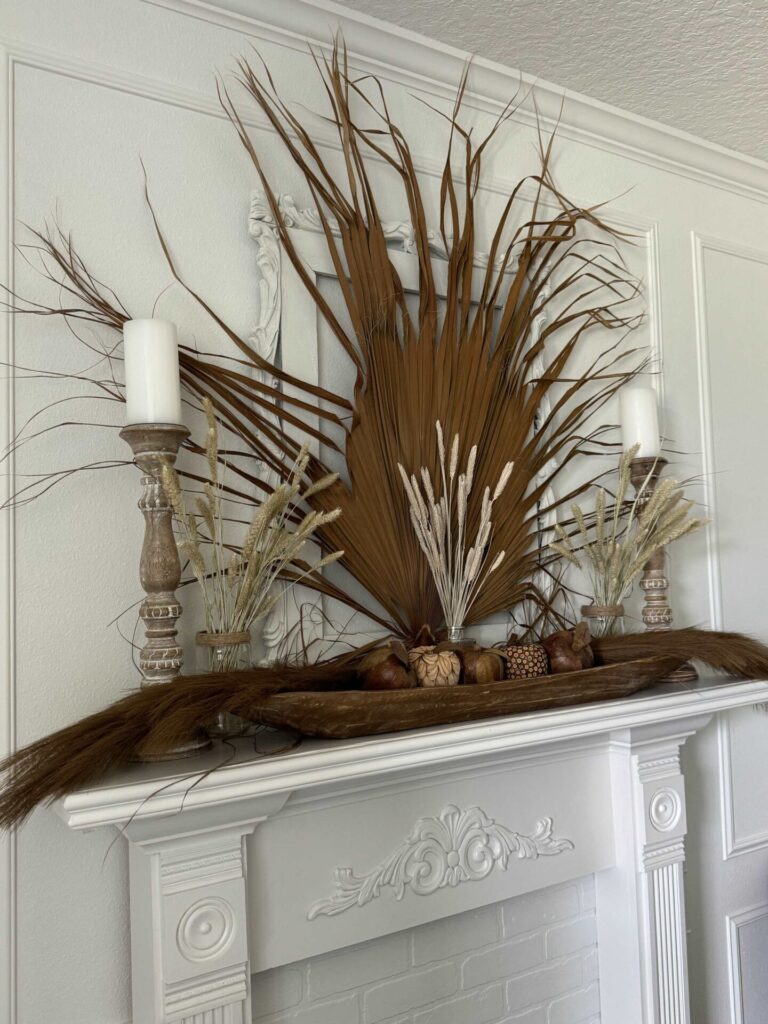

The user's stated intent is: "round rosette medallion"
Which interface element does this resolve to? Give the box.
[649,787,682,833]
[177,897,236,962]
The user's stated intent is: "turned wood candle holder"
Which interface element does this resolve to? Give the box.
[120,422,210,759]
[629,455,698,683]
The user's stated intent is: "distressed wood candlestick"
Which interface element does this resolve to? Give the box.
[120,422,210,758]
[629,455,698,683]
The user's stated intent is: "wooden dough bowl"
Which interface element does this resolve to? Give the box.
[250,654,685,739]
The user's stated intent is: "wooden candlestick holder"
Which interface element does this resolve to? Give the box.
[629,456,698,683]
[120,422,210,759]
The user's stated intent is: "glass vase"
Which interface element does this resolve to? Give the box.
[581,604,625,638]
[196,630,253,738]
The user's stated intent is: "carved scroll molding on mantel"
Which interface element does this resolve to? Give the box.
[308,804,573,919]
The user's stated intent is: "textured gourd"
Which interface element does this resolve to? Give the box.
[409,646,462,687]
[505,643,549,679]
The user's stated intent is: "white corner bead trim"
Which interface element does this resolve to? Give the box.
[307,804,573,919]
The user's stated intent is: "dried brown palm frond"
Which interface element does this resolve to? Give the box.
[0,657,361,830]
[210,43,645,638]
[5,41,645,641]
[592,628,768,678]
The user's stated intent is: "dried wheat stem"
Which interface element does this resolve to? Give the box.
[550,443,707,607]
[165,427,343,638]
[399,422,514,631]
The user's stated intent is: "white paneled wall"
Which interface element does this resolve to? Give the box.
[2,1,768,1022]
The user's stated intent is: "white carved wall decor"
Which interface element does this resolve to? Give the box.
[245,193,285,661]
[307,804,574,919]
[251,189,515,268]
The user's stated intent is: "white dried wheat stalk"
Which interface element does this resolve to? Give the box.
[398,421,513,632]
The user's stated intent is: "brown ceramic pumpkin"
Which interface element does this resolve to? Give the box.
[460,648,506,685]
[359,644,418,690]
[541,622,594,674]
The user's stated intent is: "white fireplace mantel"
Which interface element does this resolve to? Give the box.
[56,676,768,1024]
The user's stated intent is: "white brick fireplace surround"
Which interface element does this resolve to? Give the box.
[56,676,768,1024]
[250,878,599,1024]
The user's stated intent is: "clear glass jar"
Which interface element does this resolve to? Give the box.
[196,630,252,737]
[581,604,625,638]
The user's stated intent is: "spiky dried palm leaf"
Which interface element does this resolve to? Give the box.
[210,44,644,638]
[4,42,644,641]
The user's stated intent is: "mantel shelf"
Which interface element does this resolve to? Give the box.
[53,674,768,1022]
[56,675,768,832]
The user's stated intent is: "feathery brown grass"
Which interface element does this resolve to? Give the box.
[161,397,343,650]
[550,444,706,609]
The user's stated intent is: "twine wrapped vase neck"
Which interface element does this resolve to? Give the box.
[581,603,625,638]
[195,631,252,675]
[195,631,253,737]
[196,631,251,647]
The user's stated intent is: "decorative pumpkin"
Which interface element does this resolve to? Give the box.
[541,622,595,674]
[461,648,506,685]
[359,643,417,690]
[412,625,437,647]
[409,646,461,688]
[505,642,549,680]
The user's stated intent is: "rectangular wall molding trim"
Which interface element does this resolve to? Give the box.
[726,901,768,1024]
[692,232,768,863]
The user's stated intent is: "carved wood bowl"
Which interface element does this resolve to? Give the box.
[249,654,686,739]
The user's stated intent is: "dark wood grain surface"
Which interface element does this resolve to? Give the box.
[249,654,685,738]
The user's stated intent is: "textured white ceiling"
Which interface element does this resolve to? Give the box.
[332,0,768,162]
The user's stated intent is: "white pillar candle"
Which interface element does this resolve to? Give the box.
[123,319,183,425]
[620,386,661,457]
